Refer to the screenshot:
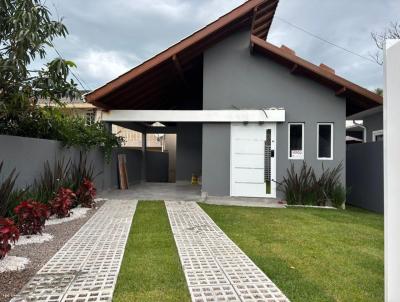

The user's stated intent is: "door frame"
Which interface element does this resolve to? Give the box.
[229,122,277,198]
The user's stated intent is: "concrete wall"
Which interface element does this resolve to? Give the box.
[176,123,202,181]
[202,29,346,198]
[346,142,383,213]
[146,151,169,182]
[363,111,383,142]
[0,135,143,191]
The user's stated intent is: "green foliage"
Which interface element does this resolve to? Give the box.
[70,152,99,192]
[32,158,72,204]
[0,102,124,160]
[0,0,80,105]
[279,161,347,207]
[0,161,19,217]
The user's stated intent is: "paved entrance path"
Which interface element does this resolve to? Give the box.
[166,201,290,302]
[11,200,137,302]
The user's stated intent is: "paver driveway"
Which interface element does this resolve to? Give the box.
[166,201,290,302]
[11,200,137,302]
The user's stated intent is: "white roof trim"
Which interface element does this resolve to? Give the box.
[100,109,285,123]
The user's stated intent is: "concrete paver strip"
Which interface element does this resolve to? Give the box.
[11,200,137,302]
[165,201,290,302]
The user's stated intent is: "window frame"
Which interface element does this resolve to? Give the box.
[372,129,383,142]
[317,123,334,160]
[288,122,305,160]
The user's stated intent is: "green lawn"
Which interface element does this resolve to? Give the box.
[113,201,190,302]
[200,204,384,302]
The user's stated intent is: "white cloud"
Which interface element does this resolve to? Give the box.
[74,50,141,88]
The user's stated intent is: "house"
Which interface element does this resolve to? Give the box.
[85,0,382,199]
[346,105,383,143]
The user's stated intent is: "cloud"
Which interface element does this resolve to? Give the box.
[47,0,396,90]
[74,50,141,89]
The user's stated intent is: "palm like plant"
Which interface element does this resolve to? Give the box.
[0,162,19,217]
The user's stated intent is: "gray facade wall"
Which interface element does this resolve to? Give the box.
[176,123,202,181]
[363,111,383,142]
[202,29,346,198]
[0,135,143,192]
[202,124,231,195]
[346,142,383,213]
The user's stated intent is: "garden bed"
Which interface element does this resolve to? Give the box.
[0,201,104,302]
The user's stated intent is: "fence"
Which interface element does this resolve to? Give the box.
[346,141,383,213]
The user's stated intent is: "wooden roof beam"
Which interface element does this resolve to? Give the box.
[255,0,278,16]
[336,87,347,96]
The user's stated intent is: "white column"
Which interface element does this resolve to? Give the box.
[384,39,400,302]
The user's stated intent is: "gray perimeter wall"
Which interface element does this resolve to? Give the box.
[363,111,383,142]
[202,29,346,198]
[176,123,202,181]
[346,142,383,213]
[0,135,144,192]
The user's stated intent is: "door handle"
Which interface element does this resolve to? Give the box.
[271,150,275,158]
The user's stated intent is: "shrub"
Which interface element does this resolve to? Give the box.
[70,152,99,192]
[0,162,19,217]
[0,218,19,259]
[50,188,76,218]
[279,162,346,207]
[76,179,96,208]
[33,158,72,204]
[0,103,123,161]
[14,200,50,235]
[279,162,317,205]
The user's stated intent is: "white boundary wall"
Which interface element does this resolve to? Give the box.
[384,39,400,302]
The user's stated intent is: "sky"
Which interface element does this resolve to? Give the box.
[45,0,399,92]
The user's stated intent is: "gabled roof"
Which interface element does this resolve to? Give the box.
[86,0,279,108]
[250,36,383,116]
[86,0,382,116]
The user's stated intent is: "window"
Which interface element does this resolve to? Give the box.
[317,123,333,160]
[288,123,304,159]
[85,110,96,125]
[372,130,383,142]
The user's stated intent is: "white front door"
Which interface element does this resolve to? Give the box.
[230,123,277,198]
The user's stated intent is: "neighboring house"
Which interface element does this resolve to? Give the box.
[38,96,164,149]
[85,0,382,199]
[346,105,383,143]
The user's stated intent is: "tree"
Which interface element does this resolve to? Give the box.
[0,0,80,106]
[374,88,383,97]
[371,22,400,65]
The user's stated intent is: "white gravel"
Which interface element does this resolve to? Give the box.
[0,256,30,273]
[14,233,54,246]
[46,207,90,225]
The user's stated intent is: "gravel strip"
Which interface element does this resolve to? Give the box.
[0,201,104,302]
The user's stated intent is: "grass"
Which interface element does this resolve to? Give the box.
[113,201,190,302]
[200,204,384,302]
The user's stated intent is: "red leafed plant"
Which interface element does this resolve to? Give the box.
[76,178,96,208]
[14,200,50,235]
[51,187,76,218]
[0,218,19,259]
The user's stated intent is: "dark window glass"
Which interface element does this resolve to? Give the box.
[289,124,303,158]
[318,124,332,158]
